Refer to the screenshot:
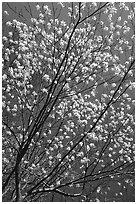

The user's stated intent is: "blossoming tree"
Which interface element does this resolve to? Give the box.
[2,2,135,202]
